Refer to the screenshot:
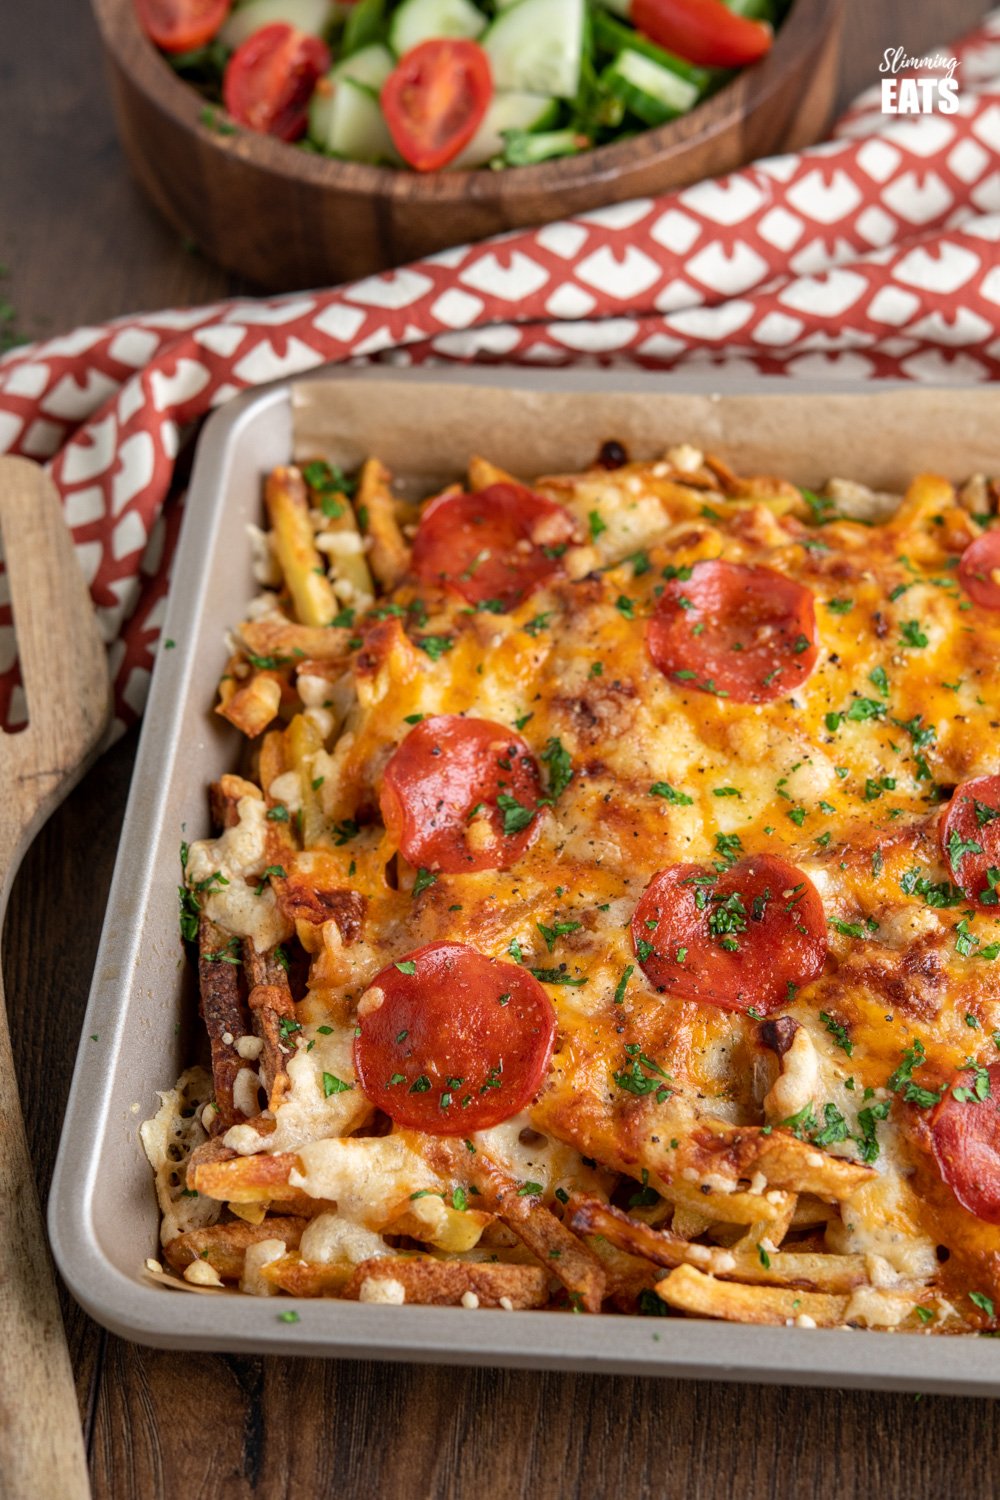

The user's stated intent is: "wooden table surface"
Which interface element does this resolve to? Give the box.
[3,1,997,1494]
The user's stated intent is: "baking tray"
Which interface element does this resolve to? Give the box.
[49,367,1000,1393]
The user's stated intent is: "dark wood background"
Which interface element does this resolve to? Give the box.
[3,2,997,1494]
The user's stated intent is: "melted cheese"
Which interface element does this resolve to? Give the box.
[164,456,1000,1318]
[289,1136,443,1225]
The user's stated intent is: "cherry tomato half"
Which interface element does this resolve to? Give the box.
[134,0,231,53]
[631,0,772,68]
[223,23,330,142]
[381,39,493,172]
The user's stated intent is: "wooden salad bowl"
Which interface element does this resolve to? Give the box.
[93,0,844,291]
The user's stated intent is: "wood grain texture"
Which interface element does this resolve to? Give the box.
[91,0,844,289]
[1,1,997,1495]
[0,459,111,1498]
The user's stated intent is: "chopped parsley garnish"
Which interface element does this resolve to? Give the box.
[412,868,437,898]
[497,793,536,835]
[613,1051,671,1098]
[613,965,634,1005]
[395,960,417,975]
[856,1100,891,1163]
[540,737,574,801]
[537,918,581,952]
[588,509,607,540]
[649,781,692,805]
[524,613,552,637]
[529,967,587,986]
[303,458,356,498]
[322,1073,353,1096]
[819,1011,853,1057]
[899,619,929,649]
[417,635,454,661]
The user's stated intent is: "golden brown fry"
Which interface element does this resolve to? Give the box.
[586,1235,661,1312]
[192,1152,297,1202]
[500,1203,605,1313]
[356,458,410,591]
[468,455,518,490]
[343,1257,550,1309]
[284,713,326,845]
[262,1256,353,1297]
[240,616,350,663]
[266,466,338,627]
[571,1197,868,1294]
[656,1265,850,1326]
[243,942,296,1112]
[307,467,375,603]
[164,1217,307,1280]
[216,671,283,738]
[703,455,801,505]
[198,916,250,1133]
[209,774,263,831]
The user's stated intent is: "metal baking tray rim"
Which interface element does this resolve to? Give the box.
[49,366,1000,1392]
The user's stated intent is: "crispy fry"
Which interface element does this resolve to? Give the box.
[468,455,518,490]
[240,615,350,664]
[164,1217,307,1280]
[307,467,376,604]
[570,1195,868,1293]
[209,774,263,830]
[585,1235,661,1312]
[198,916,250,1132]
[216,671,283,738]
[500,1203,605,1313]
[344,1257,550,1308]
[266,466,339,627]
[262,1255,353,1297]
[244,947,296,1111]
[356,458,409,591]
[656,1265,851,1326]
[192,1152,296,1202]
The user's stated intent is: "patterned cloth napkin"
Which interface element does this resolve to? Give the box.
[1,9,998,735]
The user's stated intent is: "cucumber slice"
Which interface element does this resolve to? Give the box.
[389,0,487,55]
[482,0,584,99]
[324,77,399,161]
[449,91,559,168]
[499,127,584,166]
[591,11,712,91]
[333,41,394,89]
[221,0,333,49]
[602,47,699,124]
[309,47,394,147]
[308,75,335,145]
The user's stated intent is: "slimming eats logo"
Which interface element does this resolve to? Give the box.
[881,47,959,114]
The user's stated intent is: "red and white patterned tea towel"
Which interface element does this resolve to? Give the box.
[2,9,999,736]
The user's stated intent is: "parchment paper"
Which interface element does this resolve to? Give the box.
[291,372,1000,495]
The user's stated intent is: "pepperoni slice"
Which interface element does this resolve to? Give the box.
[931,1063,1000,1223]
[940,775,1000,908]
[630,854,827,1014]
[646,560,818,704]
[959,531,1000,609]
[380,715,542,873]
[354,942,557,1133]
[411,483,577,610]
